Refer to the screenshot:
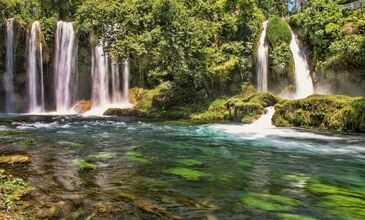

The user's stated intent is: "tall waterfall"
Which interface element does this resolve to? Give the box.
[290,31,314,99]
[91,45,110,107]
[87,43,131,115]
[27,21,45,113]
[54,21,77,113]
[5,18,15,113]
[256,20,269,92]
[122,59,130,102]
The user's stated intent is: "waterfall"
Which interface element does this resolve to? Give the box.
[123,59,130,102]
[86,43,131,115]
[27,21,45,113]
[91,44,110,107]
[256,20,269,92]
[5,18,15,113]
[54,21,77,113]
[111,59,122,103]
[289,31,314,99]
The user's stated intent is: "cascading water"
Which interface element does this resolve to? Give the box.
[54,21,77,113]
[27,21,45,113]
[91,44,110,108]
[122,59,130,102]
[5,18,15,113]
[256,20,269,92]
[111,59,122,103]
[290,31,314,99]
[86,43,131,115]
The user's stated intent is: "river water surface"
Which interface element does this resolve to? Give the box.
[0,114,364,219]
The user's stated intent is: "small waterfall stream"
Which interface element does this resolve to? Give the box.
[256,20,269,92]
[290,31,314,99]
[5,18,15,113]
[54,21,77,113]
[27,21,45,113]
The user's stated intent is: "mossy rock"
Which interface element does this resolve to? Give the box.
[165,167,212,181]
[20,138,37,145]
[273,95,365,132]
[103,108,137,117]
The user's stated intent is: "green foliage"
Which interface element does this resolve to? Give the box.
[127,151,150,164]
[76,0,264,93]
[176,159,203,167]
[266,16,292,46]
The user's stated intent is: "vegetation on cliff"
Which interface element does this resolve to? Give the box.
[273,95,365,132]
[266,16,295,94]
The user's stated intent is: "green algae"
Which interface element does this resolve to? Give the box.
[176,159,202,166]
[89,152,117,161]
[73,159,97,170]
[0,169,31,210]
[318,195,365,219]
[57,141,85,148]
[165,168,212,181]
[277,213,318,220]
[241,193,299,211]
[20,138,37,145]
[127,152,150,164]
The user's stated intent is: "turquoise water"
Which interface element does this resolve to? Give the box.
[0,114,364,219]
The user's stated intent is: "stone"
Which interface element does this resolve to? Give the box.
[0,155,30,164]
[72,100,91,114]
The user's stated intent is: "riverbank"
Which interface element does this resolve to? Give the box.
[101,84,365,133]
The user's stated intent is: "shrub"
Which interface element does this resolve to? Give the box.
[266,16,292,46]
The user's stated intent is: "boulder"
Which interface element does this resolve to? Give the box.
[72,100,91,114]
[103,108,137,117]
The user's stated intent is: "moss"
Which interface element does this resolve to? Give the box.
[127,152,150,164]
[318,195,365,219]
[165,168,212,181]
[176,159,202,166]
[73,159,97,170]
[241,193,299,211]
[135,82,172,114]
[89,152,117,161]
[277,213,318,220]
[57,141,85,148]
[273,95,365,132]
[20,138,37,145]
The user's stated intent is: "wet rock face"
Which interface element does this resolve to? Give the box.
[103,108,137,117]
[72,100,91,114]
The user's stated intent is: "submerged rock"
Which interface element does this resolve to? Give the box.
[0,155,30,164]
[136,200,183,219]
[72,100,92,114]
